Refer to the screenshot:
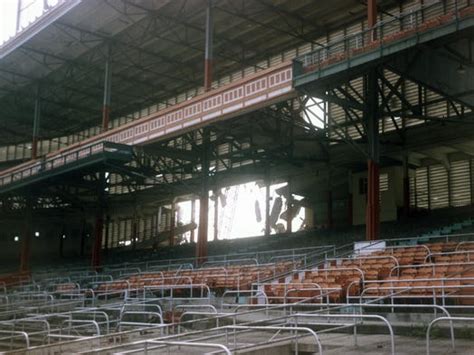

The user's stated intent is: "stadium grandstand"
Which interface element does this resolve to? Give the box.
[1,0,474,353]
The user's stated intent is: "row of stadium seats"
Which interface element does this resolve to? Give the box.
[263,241,474,304]
[90,261,297,294]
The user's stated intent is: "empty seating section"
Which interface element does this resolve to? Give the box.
[93,262,297,297]
[2,237,474,352]
[263,241,474,306]
[264,267,362,303]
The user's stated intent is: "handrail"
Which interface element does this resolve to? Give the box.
[426,316,474,355]
[294,0,470,71]
[59,319,100,337]
[175,304,217,314]
[201,258,259,268]
[221,289,269,308]
[119,311,163,331]
[424,250,474,263]
[328,254,400,270]
[146,340,231,355]
[223,325,322,355]
[389,261,474,277]
[120,303,163,317]
[293,313,395,355]
[0,330,30,349]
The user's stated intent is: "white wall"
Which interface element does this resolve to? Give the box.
[352,166,410,225]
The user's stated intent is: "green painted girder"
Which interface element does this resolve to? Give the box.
[293,16,474,89]
[0,142,133,195]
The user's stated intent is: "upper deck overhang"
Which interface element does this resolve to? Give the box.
[0,142,133,195]
[293,3,474,90]
[0,0,404,146]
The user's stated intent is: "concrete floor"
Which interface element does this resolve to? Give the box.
[310,332,474,355]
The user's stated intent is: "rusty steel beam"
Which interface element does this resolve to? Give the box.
[204,0,214,91]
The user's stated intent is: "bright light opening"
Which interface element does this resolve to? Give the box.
[35,231,40,237]
[14,236,19,242]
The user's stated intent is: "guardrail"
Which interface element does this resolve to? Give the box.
[293,0,473,77]
[0,141,132,189]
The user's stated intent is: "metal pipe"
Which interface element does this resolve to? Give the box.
[426,316,474,355]
[224,325,322,355]
[102,46,112,131]
[148,340,231,355]
[204,0,213,91]
[32,85,41,159]
[294,313,394,355]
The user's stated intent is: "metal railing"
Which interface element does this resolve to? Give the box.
[293,0,472,76]
[0,142,132,188]
[426,316,474,355]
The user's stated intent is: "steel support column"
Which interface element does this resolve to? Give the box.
[19,197,32,273]
[197,129,210,264]
[348,171,353,226]
[213,189,218,241]
[15,0,22,33]
[286,178,292,233]
[102,48,112,131]
[79,211,86,257]
[154,206,162,250]
[365,69,380,241]
[59,228,64,258]
[91,173,106,270]
[132,215,138,249]
[204,0,214,91]
[403,154,410,217]
[191,199,196,243]
[170,201,176,246]
[31,86,41,160]
[265,173,271,236]
[327,190,333,228]
[327,167,333,228]
[104,215,110,255]
[368,0,378,41]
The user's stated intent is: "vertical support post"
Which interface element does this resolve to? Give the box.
[79,211,86,257]
[327,167,333,228]
[32,85,41,160]
[348,171,353,226]
[403,154,410,217]
[16,0,22,33]
[197,129,210,264]
[169,201,176,247]
[19,197,32,273]
[102,47,112,132]
[132,215,138,250]
[59,227,64,258]
[204,0,214,91]
[191,199,196,243]
[157,206,162,235]
[286,179,292,233]
[365,69,380,241]
[154,206,162,250]
[265,173,271,237]
[213,188,219,241]
[91,173,106,270]
[368,0,378,41]
[104,215,110,255]
[327,191,333,228]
